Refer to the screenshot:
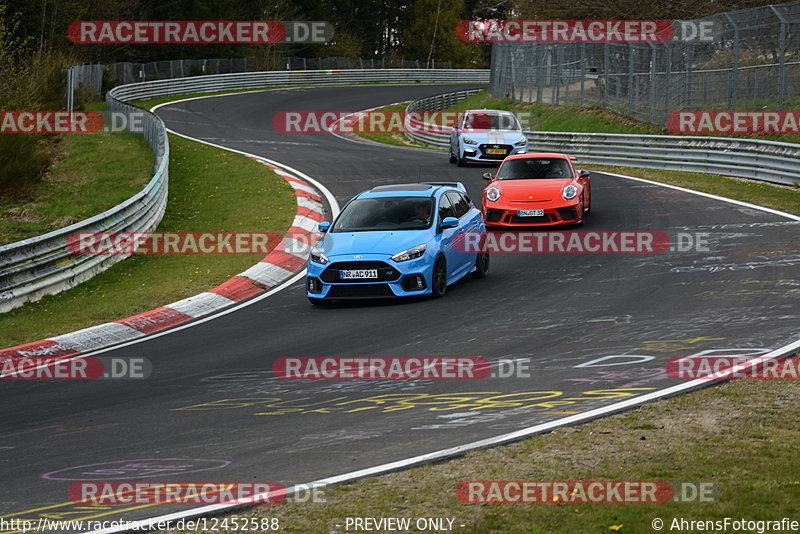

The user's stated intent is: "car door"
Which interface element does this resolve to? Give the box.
[437,193,459,280]
[445,191,476,277]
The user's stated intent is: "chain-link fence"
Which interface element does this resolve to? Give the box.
[490,2,800,125]
[69,57,453,102]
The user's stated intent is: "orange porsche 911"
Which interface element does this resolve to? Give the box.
[481,153,591,227]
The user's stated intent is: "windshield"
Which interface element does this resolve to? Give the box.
[332,197,434,232]
[496,158,572,180]
[463,112,520,131]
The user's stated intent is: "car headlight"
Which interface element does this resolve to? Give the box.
[462,137,477,145]
[391,244,427,262]
[562,185,579,200]
[486,187,501,202]
[310,247,330,264]
[514,138,527,146]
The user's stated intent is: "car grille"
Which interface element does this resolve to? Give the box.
[479,144,513,160]
[320,261,401,283]
[327,284,396,298]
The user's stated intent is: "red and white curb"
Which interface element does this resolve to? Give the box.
[0,160,326,361]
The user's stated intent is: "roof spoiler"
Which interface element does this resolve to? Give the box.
[423,181,467,193]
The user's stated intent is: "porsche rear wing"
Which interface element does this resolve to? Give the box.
[423,182,467,193]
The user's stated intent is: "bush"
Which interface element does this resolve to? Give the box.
[0,135,50,195]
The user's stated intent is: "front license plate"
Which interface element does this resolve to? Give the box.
[486,148,507,155]
[340,269,378,279]
[517,209,544,217]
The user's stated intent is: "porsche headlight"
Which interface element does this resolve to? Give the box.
[486,187,501,202]
[310,247,330,264]
[514,138,527,146]
[391,244,427,262]
[562,185,579,200]
[462,137,478,145]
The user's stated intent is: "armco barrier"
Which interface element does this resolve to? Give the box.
[0,69,489,313]
[404,90,800,186]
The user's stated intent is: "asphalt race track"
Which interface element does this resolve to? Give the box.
[1,84,798,528]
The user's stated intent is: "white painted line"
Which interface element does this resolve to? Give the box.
[600,171,800,222]
[86,338,800,534]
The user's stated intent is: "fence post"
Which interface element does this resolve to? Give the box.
[603,43,610,108]
[685,42,694,111]
[648,43,657,123]
[555,44,563,105]
[627,44,634,116]
[580,42,586,106]
[769,5,787,111]
[724,13,740,111]
[664,43,672,121]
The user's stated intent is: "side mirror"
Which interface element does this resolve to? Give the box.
[318,221,331,232]
[579,170,590,178]
[481,172,493,182]
[441,216,459,229]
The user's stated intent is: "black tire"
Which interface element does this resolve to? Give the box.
[308,297,326,306]
[431,255,447,298]
[473,252,489,278]
[456,154,466,167]
[449,151,457,164]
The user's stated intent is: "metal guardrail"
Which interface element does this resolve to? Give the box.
[0,69,490,313]
[405,89,482,149]
[404,90,800,186]
[0,106,169,313]
[108,68,489,101]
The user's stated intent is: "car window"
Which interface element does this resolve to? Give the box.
[463,112,520,131]
[438,193,456,221]
[446,191,470,218]
[332,197,434,232]
[496,158,571,180]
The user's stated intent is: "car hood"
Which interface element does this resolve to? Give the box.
[321,230,431,257]
[462,130,525,145]
[490,178,573,202]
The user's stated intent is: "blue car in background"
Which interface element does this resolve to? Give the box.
[449,109,528,166]
[306,182,489,304]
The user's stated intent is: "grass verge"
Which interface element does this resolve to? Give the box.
[0,130,152,245]
[0,132,295,349]
[202,379,800,533]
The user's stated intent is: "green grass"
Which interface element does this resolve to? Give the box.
[0,133,295,348]
[0,130,152,245]
[171,379,800,534]
[441,90,660,134]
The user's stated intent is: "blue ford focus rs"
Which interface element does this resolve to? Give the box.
[306,182,489,304]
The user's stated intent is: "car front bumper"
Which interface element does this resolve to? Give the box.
[306,253,436,300]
